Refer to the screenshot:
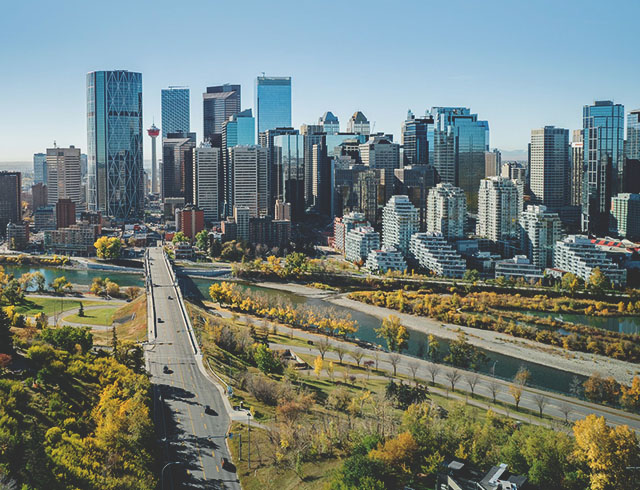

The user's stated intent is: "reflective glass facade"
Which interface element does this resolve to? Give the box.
[33,153,47,184]
[626,109,640,160]
[402,111,432,166]
[203,84,241,141]
[255,77,291,134]
[161,87,190,138]
[273,133,304,219]
[87,70,143,220]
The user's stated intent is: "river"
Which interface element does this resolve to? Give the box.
[524,310,640,335]
[3,265,144,288]
[187,276,588,396]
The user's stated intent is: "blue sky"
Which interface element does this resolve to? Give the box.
[1,0,639,162]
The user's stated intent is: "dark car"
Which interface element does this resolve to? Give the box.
[157,317,163,323]
[163,365,170,374]
[168,295,173,300]
[204,405,217,415]
[220,457,228,469]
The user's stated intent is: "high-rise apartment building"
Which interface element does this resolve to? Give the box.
[33,153,47,184]
[583,100,624,234]
[347,111,370,136]
[401,111,432,166]
[255,76,291,135]
[610,193,640,240]
[345,226,380,263]
[161,87,190,138]
[319,112,340,134]
[394,165,437,228]
[0,172,21,236]
[203,84,241,143]
[360,136,400,202]
[570,130,584,207]
[484,149,502,178]
[519,205,561,269]
[426,183,466,240]
[476,176,521,242]
[429,107,489,213]
[529,126,569,209]
[32,182,48,210]
[382,195,419,256]
[301,124,325,208]
[231,145,268,218]
[46,146,82,208]
[162,132,196,202]
[554,235,626,286]
[273,133,304,220]
[193,144,221,224]
[87,70,143,220]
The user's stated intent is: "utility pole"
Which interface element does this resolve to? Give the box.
[238,434,242,460]
[247,414,251,469]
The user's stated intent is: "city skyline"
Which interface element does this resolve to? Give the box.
[2,0,640,162]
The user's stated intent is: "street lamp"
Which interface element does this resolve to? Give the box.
[161,461,180,490]
[491,360,498,376]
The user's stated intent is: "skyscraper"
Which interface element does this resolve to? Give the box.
[529,126,569,209]
[33,153,47,184]
[231,146,268,218]
[519,205,562,269]
[626,109,640,160]
[203,84,241,143]
[301,124,325,208]
[319,112,339,134]
[0,172,21,236]
[476,176,521,243]
[610,193,640,240]
[87,70,143,220]
[347,111,371,136]
[193,144,221,224]
[401,110,432,166]
[222,109,256,216]
[382,195,419,257]
[255,76,291,135]
[46,145,82,208]
[161,87,190,138]
[430,107,489,213]
[162,132,196,202]
[570,130,584,207]
[583,100,624,234]
[273,132,305,220]
[360,135,400,202]
[426,183,466,240]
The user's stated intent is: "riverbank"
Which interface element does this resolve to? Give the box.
[252,281,639,385]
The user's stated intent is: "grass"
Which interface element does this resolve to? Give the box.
[92,295,148,345]
[15,296,104,316]
[63,307,117,326]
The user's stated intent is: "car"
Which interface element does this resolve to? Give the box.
[163,365,170,374]
[157,317,163,323]
[204,405,217,415]
[220,457,228,469]
[167,295,173,300]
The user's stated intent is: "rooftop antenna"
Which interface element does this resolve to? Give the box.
[53,140,57,149]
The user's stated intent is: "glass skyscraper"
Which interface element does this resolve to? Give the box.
[402,110,433,166]
[87,70,143,220]
[222,109,255,216]
[583,100,624,234]
[626,109,640,160]
[430,107,489,213]
[33,153,47,184]
[255,76,291,135]
[273,133,304,219]
[161,87,190,138]
[203,84,241,143]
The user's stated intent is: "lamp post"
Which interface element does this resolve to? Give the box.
[161,461,180,490]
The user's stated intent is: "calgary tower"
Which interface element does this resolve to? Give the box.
[147,123,160,195]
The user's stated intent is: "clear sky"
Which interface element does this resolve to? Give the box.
[1,0,639,163]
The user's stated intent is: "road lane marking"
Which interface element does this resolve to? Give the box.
[216,465,220,473]
[204,423,207,429]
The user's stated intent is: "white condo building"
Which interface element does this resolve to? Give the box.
[365,247,407,273]
[553,235,627,286]
[519,205,562,269]
[426,183,466,240]
[333,211,368,252]
[476,176,521,242]
[193,144,221,223]
[495,255,543,282]
[345,226,380,263]
[382,195,419,256]
[409,232,466,278]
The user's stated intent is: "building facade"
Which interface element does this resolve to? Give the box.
[570,129,584,207]
[345,226,380,263]
[203,84,241,143]
[553,235,626,286]
[610,193,640,240]
[519,205,562,269]
[360,136,400,202]
[319,112,340,134]
[162,132,196,202]
[193,144,221,224]
[476,176,521,242]
[46,146,82,208]
[409,232,466,278]
[255,76,291,134]
[402,111,432,166]
[0,172,21,237]
[365,247,407,273]
[33,153,47,184]
[231,145,268,218]
[161,87,190,138]
[346,111,370,136]
[426,183,466,240]
[529,126,569,209]
[87,70,143,220]
[382,195,419,256]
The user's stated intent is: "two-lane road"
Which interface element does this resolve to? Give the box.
[146,247,240,489]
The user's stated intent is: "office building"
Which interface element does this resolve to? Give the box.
[394,165,437,227]
[233,205,250,242]
[365,247,407,273]
[333,211,368,252]
[32,182,48,210]
[273,132,304,219]
[484,149,502,177]
[347,111,370,136]
[382,195,419,256]
[231,145,268,218]
[311,141,331,215]
[583,100,625,235]
[319,112,339,134]
[429,107,489,212]
[222,110,255,214]
[203,84,241,143]
[301,124,325,208]
[44,222,100,256]
[476,176,521,242]
[46,145,82,208]
[356,168,383,226]
[519,205,561,269]
[426,183,466,240]
[402,111,432,166]
[193,144,221,223]
[55,198,76,230]
[627,109,640,160]
[34,206,55,232]
[274,200,291,221]
[345,226,380,263]
[554,235,626,286]
[33,153,47,184]
[0,172,21,237]
[179,204,205,240]
[6,222,29,251]
[360,136,400,202]
[161,87,190,138]
[255,76,291,134]
[87,70,143,220]
[570,130,584,207]
[495,255,543,282]
[529,126,569,209]
[162,132,196,202]
[409,232,466,278]
[610,193,640,240]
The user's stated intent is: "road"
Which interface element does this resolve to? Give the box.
[145,247,241,489]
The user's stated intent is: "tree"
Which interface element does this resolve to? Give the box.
[0,308,14,353]
[620,376,640,411]
[253,344,282,374]
[105,279,120,297]
[317,336,331,360]
[445,331,486,370]
[509,367,530,410]
[314,355,323,377]
[426,363,440,386]
[445,369,461,391]
[126,286,142,300]
[41,325,93,353]
[573,414,640,490]
[488,378,501,404]
[369,431,419,474]
[407,360,420,385]
[376,315,409,352]
[533,394,548,417]
[172,231,189,244]
[583,372,620,405]
[561,272,581,295]
[465,373,480,397]
[327,361,335,381]
[335,345,347,365]
[463,269,479,282]
[195,229,209,250]
[78,302,84,317]
[0,353,12,371]
[588,267,609,293]
[351,348,365,367]
[210,238,222,257]
[94,236,123,260]
[388,353,401,377]
[427,334,439,360]
[33,271,46,292]
[558,402,572,424]
[49,276,72,294]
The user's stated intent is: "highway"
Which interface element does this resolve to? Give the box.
[145,247,241,490]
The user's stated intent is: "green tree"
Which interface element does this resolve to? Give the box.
[172,231,189,244]
[427,334,440,360]
[41,325,93,353]
[588,267,609,293]
[444,331,487,369]
[94,236,123,260]
[210,239,222,257]
[463,269,479,282]
[376,314,409,352]
[0,307,13,353]
[253,343,282,374]
[195,229,209,250]
[284,252,310,276]
[78,302,84,317]
[49,276,72,294]
[561,272,582,294]
[33,271,46,292]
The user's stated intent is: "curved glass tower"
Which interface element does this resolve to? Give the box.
[87,70,143,220]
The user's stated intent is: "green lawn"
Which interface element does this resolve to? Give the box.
[15,296,104,316]
[63,307,117,326]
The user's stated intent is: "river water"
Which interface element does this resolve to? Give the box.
[3,265,144,288]
[187,277,593,395]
